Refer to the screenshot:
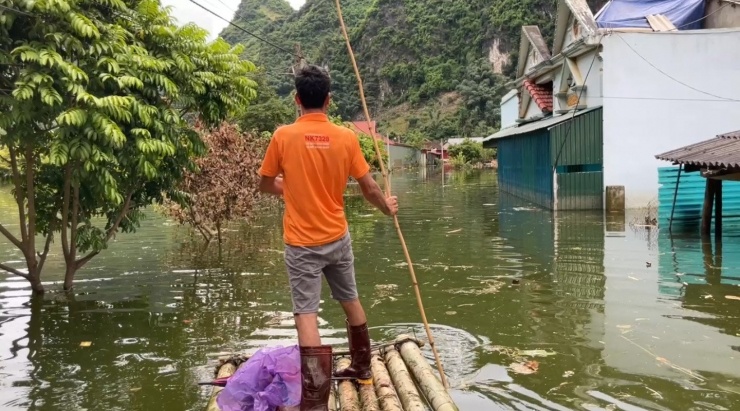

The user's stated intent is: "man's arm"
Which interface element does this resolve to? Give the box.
[259,175,284,196]
[356,173,398,216]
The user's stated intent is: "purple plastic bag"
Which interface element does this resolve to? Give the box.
[216,345,302,411]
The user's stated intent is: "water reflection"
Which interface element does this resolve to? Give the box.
[0,171,739,410]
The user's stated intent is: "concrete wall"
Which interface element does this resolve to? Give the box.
[601,29,740,209]
[704,0,740,29]
[388,145,422,169]
[552,49,603,114]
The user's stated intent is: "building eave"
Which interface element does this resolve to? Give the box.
[506,37,600,89]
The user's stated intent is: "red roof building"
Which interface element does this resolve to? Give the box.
[523,79,553,113]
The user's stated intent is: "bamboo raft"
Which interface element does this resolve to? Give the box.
[205,335,459,411]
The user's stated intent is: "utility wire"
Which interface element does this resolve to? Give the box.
[615,34,740,102]
[553,36,604,168]
[603,96,740,103]
[673,2,732,30]
[188,0,303,61]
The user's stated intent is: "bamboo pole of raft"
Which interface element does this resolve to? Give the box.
[383,348,426,411]
[329,386,338,411]
[370,355,404,411]
[397,339,459,411]
[205,362,237,411]
[333,0,448,389]
[336,358,362,411]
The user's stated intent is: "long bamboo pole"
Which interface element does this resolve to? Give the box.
[333,0,449,389]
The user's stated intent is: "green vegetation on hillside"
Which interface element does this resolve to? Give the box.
[222,0,567,139]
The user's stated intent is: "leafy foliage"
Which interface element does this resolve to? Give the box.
[239,70,295,133]
[447,138,493,165]
[164,122,272,243]
[356,132,387,171]
[0,0,256,293]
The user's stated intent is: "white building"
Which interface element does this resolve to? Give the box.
[483,0,740,210]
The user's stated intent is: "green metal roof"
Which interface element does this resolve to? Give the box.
[483,106,602,145]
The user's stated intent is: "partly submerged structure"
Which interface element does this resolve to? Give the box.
[655,130,740,235]
[484,0,740,211]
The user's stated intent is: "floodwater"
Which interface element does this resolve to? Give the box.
[1,170,739,411]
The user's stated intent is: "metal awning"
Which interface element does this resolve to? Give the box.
[483,106,601,144]
[655,131,740,168]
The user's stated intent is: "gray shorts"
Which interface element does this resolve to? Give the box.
[284,232,358,314]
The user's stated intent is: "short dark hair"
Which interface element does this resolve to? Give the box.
[295,65,331,109]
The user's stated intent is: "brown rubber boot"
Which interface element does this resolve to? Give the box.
[300,345,332,411]
[333,320,372,380]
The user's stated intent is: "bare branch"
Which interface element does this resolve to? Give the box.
[36,232,53,274]
[0,263,29,280]
[0,222,23,249]
[75,191,134,270]
[74,251,97,271]
[104,191,133,242]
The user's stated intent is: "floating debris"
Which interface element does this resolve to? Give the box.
[509,360,539,375]
[726,295,740,301]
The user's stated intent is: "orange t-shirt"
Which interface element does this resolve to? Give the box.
[259,113,371,247]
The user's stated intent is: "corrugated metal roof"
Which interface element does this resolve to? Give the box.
[483,106,601,143]
[655,131,740,168]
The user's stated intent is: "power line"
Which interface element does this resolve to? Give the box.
[188,0,302,60]
[615,33,739,102]
[603,96,740,103]
[673,2,732,30]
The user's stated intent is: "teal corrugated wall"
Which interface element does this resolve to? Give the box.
[658,166,740,232]
[550,108,604,210]
[497,129,553,209]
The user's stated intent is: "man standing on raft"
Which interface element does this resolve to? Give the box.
[258,64,399,410]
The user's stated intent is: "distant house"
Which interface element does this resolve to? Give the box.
[349,121,426,168]
[483,0,740,211]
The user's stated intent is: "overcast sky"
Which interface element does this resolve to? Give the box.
[163,0,306,40]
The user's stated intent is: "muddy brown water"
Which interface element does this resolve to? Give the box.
[1,169,739,410]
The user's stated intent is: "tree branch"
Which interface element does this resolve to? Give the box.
[7,145,28,243]
[0,222,23,250]
[75,191,134,270]
[104,191,133,242]
[60,163,72,261]
[36,231,53,274]
[24,145,35,253]
[0,263,29,280]
[71,183,79,256]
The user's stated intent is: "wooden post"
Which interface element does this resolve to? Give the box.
[701,178,715,236]
[714,179,723,239]
[669,165,682,232]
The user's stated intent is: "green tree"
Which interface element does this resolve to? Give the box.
[0,0,256,294]
[239,70,295,133]
[356,132,388,171]
[447,138,485,164]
